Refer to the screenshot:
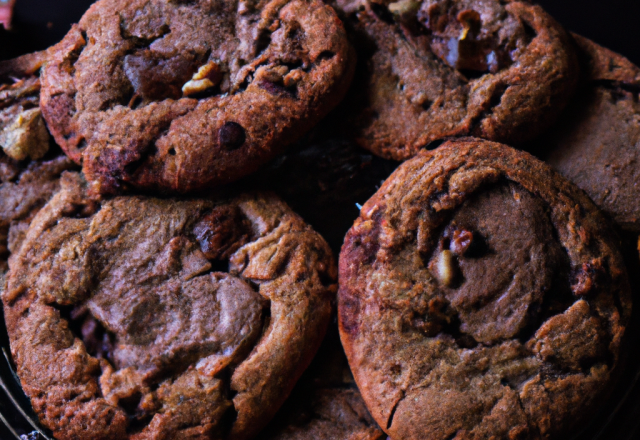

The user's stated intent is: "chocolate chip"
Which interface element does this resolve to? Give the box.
[411,297,455,336]
[219,122,246,150]
[194,205,251,260]
[457,9,481,38]
[124,51,199,101]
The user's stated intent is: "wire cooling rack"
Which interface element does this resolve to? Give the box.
[0,308,52,440]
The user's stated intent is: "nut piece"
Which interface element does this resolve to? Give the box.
[182,78,214,96]
[182,61,223,97]
[260,65,289,84]
[388,0,419,16]
[0,107,49,161]
[450,229,473,255]
[430,250,459,287]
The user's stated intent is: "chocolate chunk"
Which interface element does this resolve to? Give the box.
[338,139,631,440]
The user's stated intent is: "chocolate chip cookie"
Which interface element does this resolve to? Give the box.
[3,173,336,440]
[0,152,76,273]
[262,323,385,440]
[264,388,385,440]
[0,54,77,272]
[339,138,632,439]
[40,0,354,194]
[541,35,640,232]
[0,50,48,81]
[331,0,579,160]
[1,53,50,162]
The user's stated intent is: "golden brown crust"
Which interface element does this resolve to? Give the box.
[40,0,354,195]
[0,154,76,272]
[3,173,336,440]
[338,138,632,439]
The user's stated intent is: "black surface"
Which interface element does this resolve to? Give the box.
[536,0,640,66]
[0,0,94,60]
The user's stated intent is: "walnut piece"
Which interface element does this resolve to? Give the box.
[182,61,223,97]
[388,0,419,16]
[450,229,473,255]
[260,65,289,83]
[0,107,49,160]
[430,249,459,287]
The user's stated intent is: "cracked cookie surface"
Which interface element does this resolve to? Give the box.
[40,0,354,195]
[2,173,336,440]
[338,138,631,439]
[542,35,640,233]
[264,388,385,440]
[0,152,76,272]
[330,0,579,160]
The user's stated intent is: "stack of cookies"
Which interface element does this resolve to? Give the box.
[0,1,638,439]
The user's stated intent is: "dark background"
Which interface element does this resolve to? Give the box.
[1,0,640,64]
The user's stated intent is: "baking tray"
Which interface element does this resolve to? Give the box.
[2,1,640,439]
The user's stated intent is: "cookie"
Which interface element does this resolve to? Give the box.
[241,138,391,440]
[0,50,48,81]
[2,173,336,440]
[338,138,632,439]
[0,152,76,273]
[331,0,579,160]
[264,388,385,440]
[262,323,385,440]
[0,54,77,272]
[40,0,354,195]
[1,54,50,162]
[541,35,640,232]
